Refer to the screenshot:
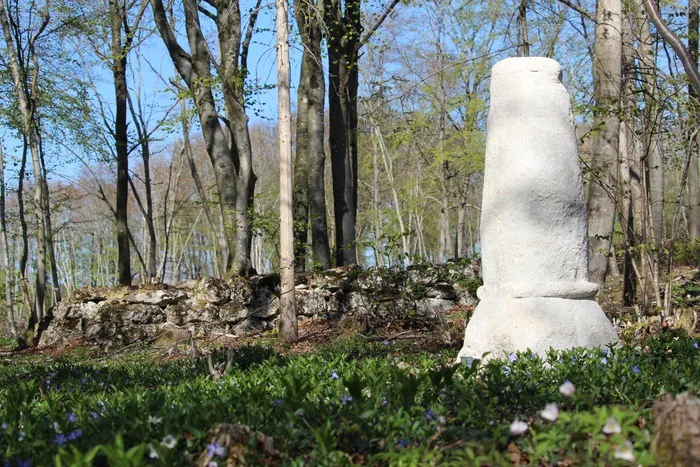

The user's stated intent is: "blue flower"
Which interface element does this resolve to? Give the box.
[1,422,6,430]
[508,353,517,363]
[341,394,353,405]
[424,410,435,421]
[273,399,284,407]
[383,339,390,345]
[601,357,608,365]
[207,442,225,457]
[331,370,339,380]
[631,365,640,374]
[90,411,99,419]
[17,460,30,467]
[502,365,511,376]
[397,438,409,448]
[67,429,83,441]
[67,412,77,423]
[54,433,67,446]
[693,341,699,350]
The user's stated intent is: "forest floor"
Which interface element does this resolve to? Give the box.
[0,266,699,465]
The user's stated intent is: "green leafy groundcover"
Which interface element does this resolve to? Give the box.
[1,334,698,466]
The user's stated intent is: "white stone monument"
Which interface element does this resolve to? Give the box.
[457,57,619,362]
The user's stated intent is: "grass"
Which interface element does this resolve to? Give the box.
[0,332,698,466]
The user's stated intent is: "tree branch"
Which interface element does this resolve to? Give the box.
[556,0,595,23]
[641,0,700,95]
[358,0,400,49]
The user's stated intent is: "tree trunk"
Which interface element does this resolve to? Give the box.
[37,130,60,305]
[151,0,258,276]
[0,144,17,341]
[110,0,132,285]
[301,0,331,270]
[587,0,622,288]
[326,0,360,266]
[620,11,638,305]
[278,0,296,343]
[635,0,665,247]
[0,0,50,340]
[689,0,700,242]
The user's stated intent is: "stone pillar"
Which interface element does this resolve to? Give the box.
[458,57,619,362]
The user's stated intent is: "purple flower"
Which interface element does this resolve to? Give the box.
[67,429,83,441]
[17,460,30,467]
[90,411,99,419]
[273,399,284,407]
[397,438,409,448]
[383,339,390,345]
[331,370,339,380]
[502,365,511,376]
[631,365,640,374]
[693,341,698,350]
[67,412,77,423]
[602,347,610,356]
[424,410,435,421]
[601,357,608,365]
[207,442,225,457]
[54,433,68,446]
[1,422,7,430]
[508,353,517,363]
[341,394,353,405]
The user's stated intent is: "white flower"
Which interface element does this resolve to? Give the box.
[148,415,162,425]
[161,434,177,449]
[509,420,529,435]
[602,417,622,435]
[540,403,559,422]
[613,441,635,462]
[559,380,576,397]
[148,444,159,459]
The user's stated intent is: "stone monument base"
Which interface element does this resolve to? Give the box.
[457,297,620,362]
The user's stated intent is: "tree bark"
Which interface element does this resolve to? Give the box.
[278,0,297,343]
[587,0,622,288]
[109,0,132,285]
[0,0,50,339]
[326,0,361,266]
[295,0,331,271]
[151,0,257,276]
[0,144,17,340]
[688,0,700,242]
[636,0,665,247]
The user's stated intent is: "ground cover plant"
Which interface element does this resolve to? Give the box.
[0,333,698,466]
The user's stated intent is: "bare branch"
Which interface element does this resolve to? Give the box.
[358,0,400,50]
[556,0,595,23]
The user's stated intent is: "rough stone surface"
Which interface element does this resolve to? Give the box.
[458,57,619,362]
[39,262,478,349]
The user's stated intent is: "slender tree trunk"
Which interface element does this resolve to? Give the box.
[372,119,410,262]
[620,11,638,305]
[278,0,296,342]
[109,0,131,285]
[688,0,700,241]
[0,0,50,341]
[37,130,60,304]
[635,0,665,247]
[0,144,17,340]
[518,0,530,56]
[587,0,622,288]
[371,140,384,267]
